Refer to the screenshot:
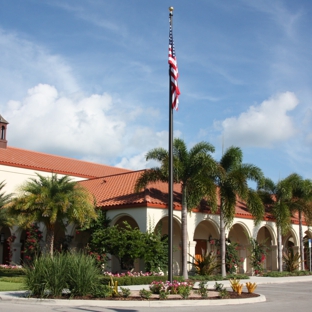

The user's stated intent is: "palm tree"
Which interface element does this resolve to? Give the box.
[134,138,217,279]
[284,173,312,270]
[0,181,13,227]
[257,177,292,271]
[215,146,264,277]
[7,173,97,255]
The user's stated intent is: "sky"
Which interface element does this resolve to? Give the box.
[0,0,312,183]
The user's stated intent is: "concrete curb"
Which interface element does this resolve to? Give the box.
[0,292,266,307]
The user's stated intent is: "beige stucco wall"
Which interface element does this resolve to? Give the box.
[0,164,86,195]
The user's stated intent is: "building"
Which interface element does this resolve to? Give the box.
[0,115,310,273]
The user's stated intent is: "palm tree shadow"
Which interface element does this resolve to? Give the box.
[98,187,181,208]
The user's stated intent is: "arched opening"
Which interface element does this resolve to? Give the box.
[0,227,12,264]
[228,223,250,273]
[154,216,181,275]
[193,220,219,259]
[256,226,274,271]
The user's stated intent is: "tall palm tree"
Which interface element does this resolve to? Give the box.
[7,173,97,255]
[215,146,264,277]
[284,173,312,270]
[0,181,13,227]
[257,177,292,271]
[134,138,217,279]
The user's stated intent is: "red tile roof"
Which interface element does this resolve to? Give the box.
[0,146,131,178]
[80,170,306,225]
[80,170,269,221]
[80,170,182,208]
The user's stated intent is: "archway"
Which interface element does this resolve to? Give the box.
[228,223,250,273]
[112,215,139,229]
[154,216,182,275]
[0,227,12,264]
[256,226,274,271]
[193,220,219,258]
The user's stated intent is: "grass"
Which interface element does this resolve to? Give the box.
[0,276,26,291]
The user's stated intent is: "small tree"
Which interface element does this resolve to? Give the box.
[7,174,97,255]
[88,221,168,272]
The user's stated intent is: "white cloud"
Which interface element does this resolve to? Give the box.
[0,28,79,104]
[3,83,168,168]
[4,84,125,162]
[219,92,299,148]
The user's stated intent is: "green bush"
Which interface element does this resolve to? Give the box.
[24,251,102,298]
[188,250,220,275]
[283,248,300,272]
[67,252,101,296]
[91,284,113,298]
[0,268,26,277]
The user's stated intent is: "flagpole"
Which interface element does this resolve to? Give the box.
[168,6,174,283]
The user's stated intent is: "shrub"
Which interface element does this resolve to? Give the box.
[120,287,131,298]
[283,248,300,272]
[159,290,169,300]
[188,250,219,275]
[149,281,166,294]
[178,284,192,299]
[24,251,102,298]
[219,288,229,299]
[196,280,208,298]
[139,289,152,299]
[214,282,224,292]
[91,284,112,298]
[67,252,101,296]
[0,266,25,277]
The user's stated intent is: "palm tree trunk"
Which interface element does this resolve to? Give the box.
[299,210,305,270]
[181,186,188,279]
[277,226,283,272]
[220,202,226,277]
[45,227,55,256]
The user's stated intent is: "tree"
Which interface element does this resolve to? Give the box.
[215,146,264,277]
[7,173,97,255]
[257,177,292,271]
[0,181,13,227]
[134,138,217,279]
[89,221,168,272]
[284,173,312,270]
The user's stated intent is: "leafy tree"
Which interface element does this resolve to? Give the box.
[134,138,217,279]
[284,173,312,270]
[88,221,168,272]
[257,177,292,271]
[215,146,264,277]
[0,181,13,227]
[7,173,97,255]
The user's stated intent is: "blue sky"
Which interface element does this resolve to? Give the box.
[0,0,311,183]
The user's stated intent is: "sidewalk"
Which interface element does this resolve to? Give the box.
[1,275,312,308]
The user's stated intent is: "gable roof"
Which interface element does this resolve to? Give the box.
[0,146,131,179]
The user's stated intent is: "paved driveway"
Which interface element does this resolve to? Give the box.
[0,280,312,312]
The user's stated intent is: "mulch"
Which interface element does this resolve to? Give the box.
[32,290,259,301]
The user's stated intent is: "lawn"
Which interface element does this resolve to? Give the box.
[0,276,26,291]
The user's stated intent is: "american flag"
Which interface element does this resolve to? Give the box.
[168,22,180,111]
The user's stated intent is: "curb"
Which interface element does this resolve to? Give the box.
[0,293,266,307]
